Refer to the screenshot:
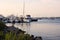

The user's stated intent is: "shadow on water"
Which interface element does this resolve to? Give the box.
[5,23,31,32]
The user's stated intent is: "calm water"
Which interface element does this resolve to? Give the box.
[6,19,60,40]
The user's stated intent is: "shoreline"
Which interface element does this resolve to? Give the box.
[0,21,42,40]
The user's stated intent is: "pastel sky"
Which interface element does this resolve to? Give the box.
[0,0,60,17]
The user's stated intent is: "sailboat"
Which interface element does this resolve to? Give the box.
[20,0,38,23]
[20,0,30,23]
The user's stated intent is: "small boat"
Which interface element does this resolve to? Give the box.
[26,15,38,22]
[23,19,30,23]
[31,18,38,22]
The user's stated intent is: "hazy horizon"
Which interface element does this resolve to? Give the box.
[0,0,60,17]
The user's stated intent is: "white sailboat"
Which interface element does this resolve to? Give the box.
[20,0,38,23]
[21,0,30,23]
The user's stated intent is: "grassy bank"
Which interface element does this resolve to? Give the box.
[0,21,42,40]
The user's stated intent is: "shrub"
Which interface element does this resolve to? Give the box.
[0,21,7,31]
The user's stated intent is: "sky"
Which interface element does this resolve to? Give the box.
[0,0,60,17]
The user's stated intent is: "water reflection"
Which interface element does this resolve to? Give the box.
[6,21,60,40]
[6,23,31,33]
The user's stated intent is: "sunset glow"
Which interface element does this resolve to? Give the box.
[0,0,60,17]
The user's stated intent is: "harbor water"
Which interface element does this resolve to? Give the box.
[6,19,60,40]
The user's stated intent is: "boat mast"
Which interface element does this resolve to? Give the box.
[23,0,25,18]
